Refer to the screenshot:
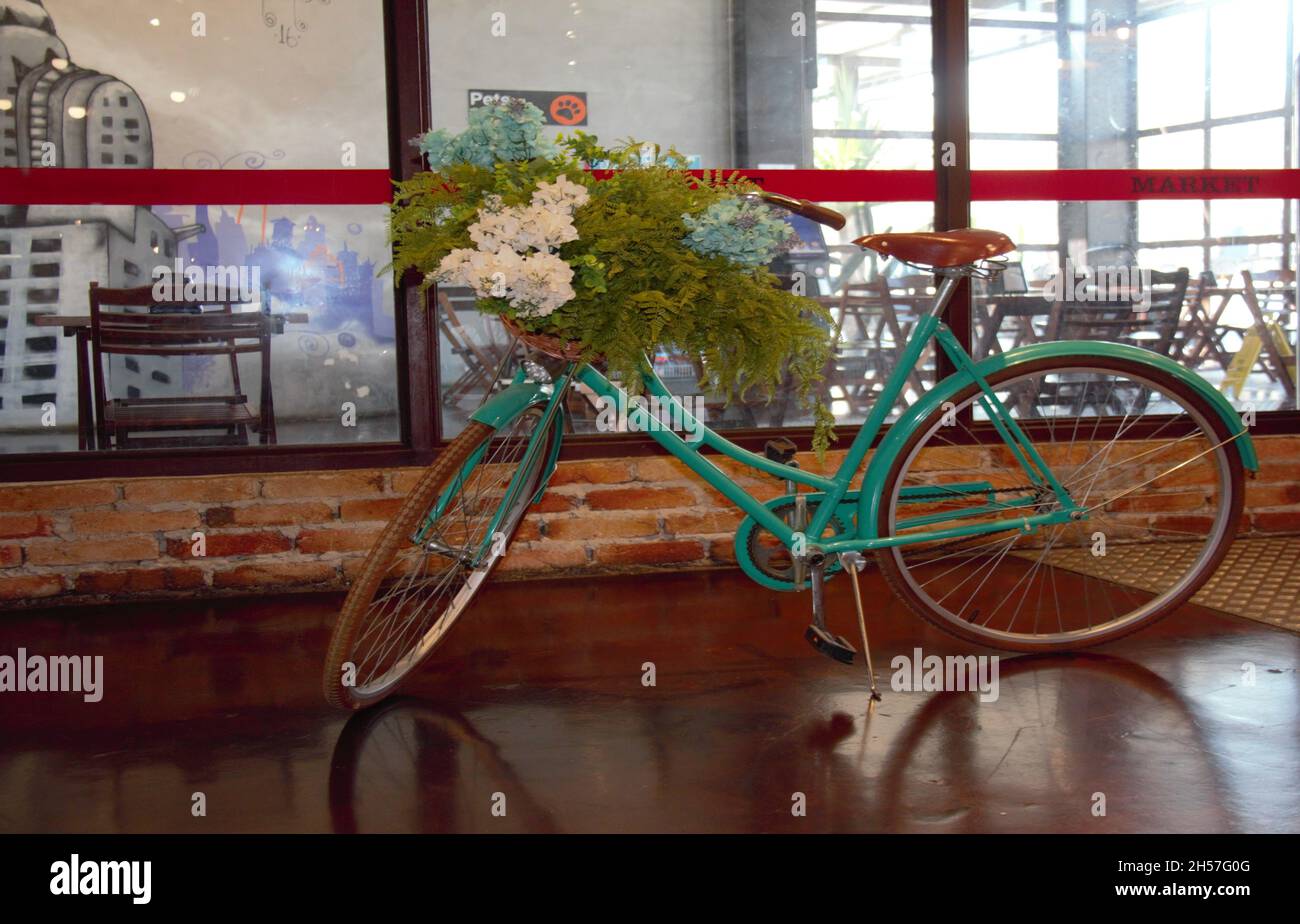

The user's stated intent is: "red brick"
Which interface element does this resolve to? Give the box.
[261,471,384,499]
[916,446,988,471]
[707,538,738,564]
[26,536,159,566]
[0,514,54,539]
[1249,459,1300,483]
[0,573,64,601]
[123,476,257,505]
[544,512,660,541]
[585,486,696,511]
[339,498,405,522]
[0,482,117,511]
[391,468,428,494]
[594,539,705,566]
[165,531,290,559]
[295,527,382,554]
[634,456,693,482]
[74,567,207,595]
[212,562,339,588]
[1245,483,1300,508]
[1107,492,1207,514]
[206,502,336,527]
[0,544,21,568]
[548,460,635,486]
[496,542,589,573]
[1253,510,1300,533]
[514,518,543,542]
[664,509,744,535]
[71,509,199,534]
[699,479,784,505]
[528,493,578,514]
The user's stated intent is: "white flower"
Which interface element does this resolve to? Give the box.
[531,174,589,214]
[442,179,585,316]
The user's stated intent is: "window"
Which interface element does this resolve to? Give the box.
[0,1,1293,482]
[969,0,1297,414]
[427,0,937,439]
[0,0,398,465]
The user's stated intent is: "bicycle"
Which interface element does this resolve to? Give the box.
[323,193,1257,711]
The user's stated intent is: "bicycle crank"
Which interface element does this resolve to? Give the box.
[804,556,857,665]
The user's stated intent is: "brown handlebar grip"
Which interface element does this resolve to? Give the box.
[758,192,847,230]
[798,201,847,230]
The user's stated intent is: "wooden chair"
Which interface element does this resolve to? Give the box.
[88,282,276,449]
[1014,268,1189,418]
[436,290,521,408]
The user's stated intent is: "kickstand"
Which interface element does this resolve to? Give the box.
[839,552,882,702]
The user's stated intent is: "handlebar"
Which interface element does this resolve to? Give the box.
[754,192,847,231]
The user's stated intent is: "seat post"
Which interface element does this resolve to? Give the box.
[926,272,963,320]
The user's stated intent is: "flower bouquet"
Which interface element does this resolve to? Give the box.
[390,100,837,453]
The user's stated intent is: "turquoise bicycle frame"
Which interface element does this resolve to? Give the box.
[448,275,1258,569]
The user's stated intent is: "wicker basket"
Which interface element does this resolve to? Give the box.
[499,315,589,362]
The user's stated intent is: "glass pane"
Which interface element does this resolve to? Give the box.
[1211,120,1286,169]
[0,2,396,454]
[972,0,1297,171]
[1210,0,1288,119]
[971,200,1298,414]
[426,0,936,439]
[814,6,934,170]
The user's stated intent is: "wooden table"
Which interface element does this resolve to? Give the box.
[32,311,308,451]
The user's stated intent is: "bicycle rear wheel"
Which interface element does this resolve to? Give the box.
[323,406,556,710]
[875,355,1244,652]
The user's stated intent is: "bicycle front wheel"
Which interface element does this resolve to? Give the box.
[323,406,556,710]
[875,355,1245,652]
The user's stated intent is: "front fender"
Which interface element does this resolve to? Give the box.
[858,340,1258,538]
[470,381,553,429]
[469,381,564,504]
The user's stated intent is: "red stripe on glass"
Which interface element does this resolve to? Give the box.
[1,167,1296,206]
[0,168,394,205]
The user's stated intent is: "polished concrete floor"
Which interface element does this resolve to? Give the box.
[0,568,1297,833]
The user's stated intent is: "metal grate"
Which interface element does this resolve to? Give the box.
[1015,536,1300,633]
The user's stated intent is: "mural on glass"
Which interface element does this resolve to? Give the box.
[0,0,396,452]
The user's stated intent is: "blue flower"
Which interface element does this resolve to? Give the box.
[412,101,558,169]
[683,198,798,267]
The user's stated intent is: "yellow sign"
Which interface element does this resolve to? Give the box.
[1221,321,1295,398]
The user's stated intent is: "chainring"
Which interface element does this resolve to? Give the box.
[738,497,853,591]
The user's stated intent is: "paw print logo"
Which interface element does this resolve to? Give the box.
[549,94,587,126]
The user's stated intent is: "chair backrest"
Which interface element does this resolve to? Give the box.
[1055,267,1189,356]
[87,282,272,420]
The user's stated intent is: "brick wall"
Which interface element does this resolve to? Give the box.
[1,434,1297,608]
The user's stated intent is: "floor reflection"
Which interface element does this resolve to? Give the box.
[0,570,1296,832]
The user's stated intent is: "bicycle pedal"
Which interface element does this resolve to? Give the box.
[764,437,798,466]
[805,625,857,665]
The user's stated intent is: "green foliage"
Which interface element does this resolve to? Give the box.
[390,130,837,455]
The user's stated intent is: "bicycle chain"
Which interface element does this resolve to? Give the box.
[867,483,1052,566]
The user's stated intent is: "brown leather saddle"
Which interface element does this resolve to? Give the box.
[854,229,1015,268]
